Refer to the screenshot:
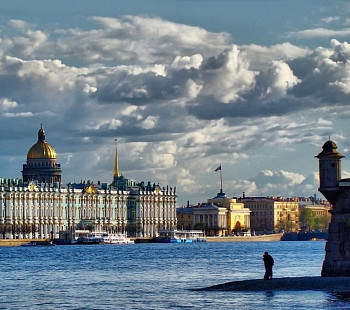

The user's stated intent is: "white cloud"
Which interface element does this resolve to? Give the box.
[321,16,341,24]
[1,15,350,204]
[290,27,350,39]
[171,54,203,69]
[2,16,230,66]
[228,170,317,198]
[139,115,158,130]
[0,98,17,111]
[258,60,300,101]
[199,45,256,103]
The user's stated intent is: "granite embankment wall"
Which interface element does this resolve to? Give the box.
[206,233,283,242]
[0,239,48,246]
[281,232,328,241]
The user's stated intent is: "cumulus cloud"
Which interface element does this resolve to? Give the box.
[1,15,350,204]
[228,170,318,198]
[2,16,229,65]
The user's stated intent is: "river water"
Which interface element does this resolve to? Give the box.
[0,241,348,309]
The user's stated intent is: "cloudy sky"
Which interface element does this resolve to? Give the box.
[1,0,350,205]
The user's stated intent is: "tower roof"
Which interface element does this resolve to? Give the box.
[27,125,57,159]
[316,139,344,159]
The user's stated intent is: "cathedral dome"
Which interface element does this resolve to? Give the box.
[27,126,57,159]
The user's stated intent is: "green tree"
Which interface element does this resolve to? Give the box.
[300,208,315,231]
[319,215,330,231]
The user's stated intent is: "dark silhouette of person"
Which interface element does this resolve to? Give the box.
[263,251,274,280]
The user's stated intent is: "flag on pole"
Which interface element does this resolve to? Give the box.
[214,165,221,172]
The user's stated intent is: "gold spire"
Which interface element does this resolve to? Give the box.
[114,139,120,178]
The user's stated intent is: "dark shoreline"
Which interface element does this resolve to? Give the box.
[194,276,350,292]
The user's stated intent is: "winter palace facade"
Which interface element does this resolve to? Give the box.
[0,126,177,239]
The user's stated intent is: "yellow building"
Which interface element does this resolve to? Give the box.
[177,203,228,236]
[208,194,251,235]
[177,191,251,236]
[239,196,299,233]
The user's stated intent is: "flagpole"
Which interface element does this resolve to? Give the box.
[220,163,223,194]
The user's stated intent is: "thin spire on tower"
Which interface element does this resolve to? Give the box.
[114,139,120,178]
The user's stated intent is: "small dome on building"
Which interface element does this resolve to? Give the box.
[316,139,344,159]
[322,140,338,151]
[27,126,57,159]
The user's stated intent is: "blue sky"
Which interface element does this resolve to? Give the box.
[1,0,350,205]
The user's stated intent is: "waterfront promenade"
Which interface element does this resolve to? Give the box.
[0,233,284,246]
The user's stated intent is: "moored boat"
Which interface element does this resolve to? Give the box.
[21,240,55,247]
[75,231,108,244]
[155,229,206,243]
[103,234,134,244]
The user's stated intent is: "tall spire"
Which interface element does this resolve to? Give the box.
[114,139,120,178]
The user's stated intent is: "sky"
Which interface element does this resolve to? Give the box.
[1,0,350,205]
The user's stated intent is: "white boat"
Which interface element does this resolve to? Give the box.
[103,234,135,244]
[155,230,206,243]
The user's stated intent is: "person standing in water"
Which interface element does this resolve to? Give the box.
[263,251,274,280]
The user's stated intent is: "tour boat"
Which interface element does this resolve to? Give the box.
[155,229,206,243]
[102,234,135,244]
[75,231,108,244]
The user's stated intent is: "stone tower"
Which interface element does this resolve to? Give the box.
[316,139,350,276]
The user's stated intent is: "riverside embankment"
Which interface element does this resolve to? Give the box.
[0,233,284,246]
[0,239,49,246]
[206,233,283,242]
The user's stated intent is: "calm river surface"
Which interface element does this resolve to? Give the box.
[0,241,348,309]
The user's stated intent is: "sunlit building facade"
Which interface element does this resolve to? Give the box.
[239,196,299,233]
[0,127,177,239]
[177,191,251,236]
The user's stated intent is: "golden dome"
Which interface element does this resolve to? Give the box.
[27,126,57,159]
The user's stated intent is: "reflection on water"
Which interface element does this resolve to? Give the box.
[327,290,350,309]
[0,241,348,309]
[264,290,276,298]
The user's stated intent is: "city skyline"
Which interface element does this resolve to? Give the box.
[1,0,350,205]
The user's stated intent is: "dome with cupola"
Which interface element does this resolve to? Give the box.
[27,126,57,159]
[22,125,61,184]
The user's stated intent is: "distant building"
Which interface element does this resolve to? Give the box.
[208,192,250,235]
[0,126,177,239]
[304,204,331,217]
[239,196,299,233]
[176,205,193,230]
[177,203,228,236]
[177,191,251,236]
[299,204,331,232]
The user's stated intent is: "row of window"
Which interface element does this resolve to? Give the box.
[26,161,59,168]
